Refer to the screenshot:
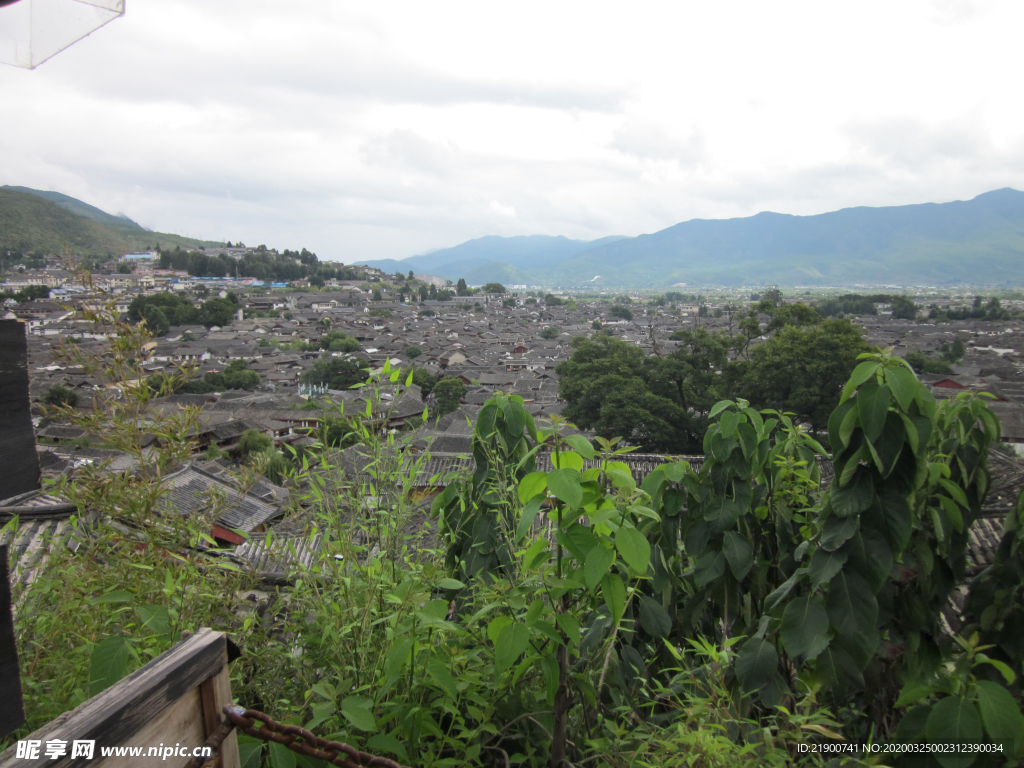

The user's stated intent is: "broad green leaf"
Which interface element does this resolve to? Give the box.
[554,450,585,471]
[541,653,560,706]
[341,696,378,732]
[607,467,636,492]
[838,404,860,449]
[893,705,931,744]
[703,495,746,532]
[503,399,527,437]
[885,364,919,412]
[517,471,548,504]
[136,605,171,639]
[436,578,466,590]
[367,735,408,764]
[830,468,873,517]
[735,638,778,693]
[487,615,513,645]
[515,495,544,542]
[719,410,739,439]
[615,526,651,574]
[826,570,878,636]
[637,596,672,638]
[564,434,596,459]
[584,544,616,591]
[858,382,891,443]
[816,645,864,691]
[268,741,297,768]
[763,567,807,612]
[938,478,969,507]
[838,444,866,487]
[842,361,879,402]
[781,597,831,660]
[873,411,907,478]
[90,635,131,695]
[878,489,913,554]
[426,655,459,699]
[808,547,847,588]
[525,598,545,626]
[938,496,964,534]
[826,570,878,665]
[556,612,580,645]
[385,636,415,677]
[896,682,942,708]
[828,399,857,454]
[976,680,1024,752]
[495,621,531,673]
[601,572,626,623]
[708,399,733,419]
[692,549,727,589]
[925,697,983,763]
[237,735,263,768]
[722,530,754,580]
[843,528,893,591]
[663,460,690,482]
[547,468,583,508]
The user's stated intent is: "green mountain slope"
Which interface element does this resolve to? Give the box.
[2,186,147,232]
[549,188,1024,287]
[0,187,223,256]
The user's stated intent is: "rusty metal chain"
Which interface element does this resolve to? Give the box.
[219,705,411,768]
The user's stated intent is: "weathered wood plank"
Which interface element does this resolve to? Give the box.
[95,687,205,768]
[0,629,228,768]
[200,662,240,768]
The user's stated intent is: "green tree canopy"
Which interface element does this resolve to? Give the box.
[609,305,633,321]
[890,295,918,320]
[405,345,422,359]
[540,326,560,339]
[482,282,506,293]
[199,298,236,328]
[321,330,359,353]
[556,332,730,453]
[142,305,170,337]
[43,385,79,408]
[740,318,872,432]
[238,428,271,457]
[432,376,466,415]
[301,358,369,390]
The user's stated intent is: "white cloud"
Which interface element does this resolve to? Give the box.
[1,0,1024,261]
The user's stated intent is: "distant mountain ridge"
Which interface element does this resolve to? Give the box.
[358,189,1024,287]
[358,234,628,285]
[0,187,222,255]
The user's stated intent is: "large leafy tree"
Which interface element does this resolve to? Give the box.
[557,332,730,453]
[301,358,369,390]
[741,318,872,433]
[432,376,466,415]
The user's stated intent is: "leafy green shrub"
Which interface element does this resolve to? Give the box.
[432,376,466,415]
[238,428,271,457]
[43,385,79,408]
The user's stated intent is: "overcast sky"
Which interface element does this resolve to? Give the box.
[2,0,1023,262]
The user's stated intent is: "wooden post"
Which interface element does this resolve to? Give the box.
[0,628,240,768]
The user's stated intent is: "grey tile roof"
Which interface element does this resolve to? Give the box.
[158,464,282,533]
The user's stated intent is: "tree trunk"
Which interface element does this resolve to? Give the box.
[551,641,569,768]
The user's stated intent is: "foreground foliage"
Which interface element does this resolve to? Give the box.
[6,292,1024,767]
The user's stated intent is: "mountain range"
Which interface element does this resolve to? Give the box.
[0,186,222,256]
[357,188,1024,287]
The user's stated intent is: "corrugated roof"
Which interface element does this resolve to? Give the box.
[158,464,282,533]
